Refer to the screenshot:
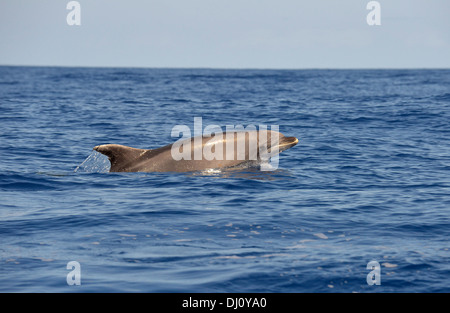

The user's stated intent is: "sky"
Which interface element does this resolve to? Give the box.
[0,0,449,69]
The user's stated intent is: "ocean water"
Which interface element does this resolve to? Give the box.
[0,66,449,293]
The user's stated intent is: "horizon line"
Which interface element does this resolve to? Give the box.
[1,64,449,71]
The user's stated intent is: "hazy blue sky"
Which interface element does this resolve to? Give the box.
[1,0,449,68]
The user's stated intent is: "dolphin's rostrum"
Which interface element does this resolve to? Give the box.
[94,130,298,172]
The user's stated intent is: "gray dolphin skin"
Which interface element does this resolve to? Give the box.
[93,130,298,173]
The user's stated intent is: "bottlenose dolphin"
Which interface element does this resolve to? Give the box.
[93,130,298,173]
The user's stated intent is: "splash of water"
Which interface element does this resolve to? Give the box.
[74,151,110,173]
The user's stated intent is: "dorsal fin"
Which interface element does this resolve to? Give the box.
[93,144,148,172]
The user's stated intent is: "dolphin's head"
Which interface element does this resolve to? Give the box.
[278,136,299,152]
[265,133,298,154]
[260,132,298,161]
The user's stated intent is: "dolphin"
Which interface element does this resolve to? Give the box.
[93,130,298,173]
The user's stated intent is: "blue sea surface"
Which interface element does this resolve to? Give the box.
[0,66,449,292]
